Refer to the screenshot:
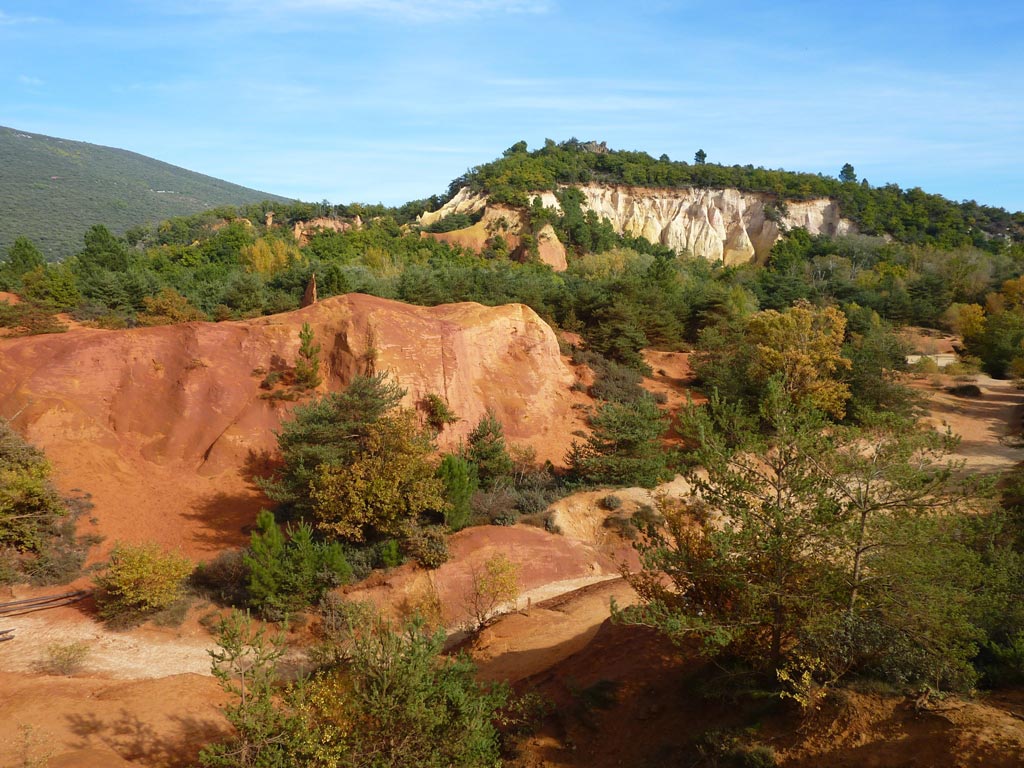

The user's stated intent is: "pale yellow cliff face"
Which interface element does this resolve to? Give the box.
[421,185,855,266]
[535,185,855,265]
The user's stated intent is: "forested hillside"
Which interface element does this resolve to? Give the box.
[0,126,288,259]
[456,139,1024,249]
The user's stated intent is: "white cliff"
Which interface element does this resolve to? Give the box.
[420,185,855,266]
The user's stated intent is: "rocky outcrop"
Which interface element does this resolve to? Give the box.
[0,295,585,557]
[292,215,362,245]
[418,187,488,229]
[421,203,568,271]
[536,223,567,271]
[421,185,855,266]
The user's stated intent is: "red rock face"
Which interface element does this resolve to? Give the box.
[0,294,586,559]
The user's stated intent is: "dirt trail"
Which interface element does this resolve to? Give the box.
[916,373,1024,472]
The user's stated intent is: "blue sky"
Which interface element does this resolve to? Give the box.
[2,1,1022,210]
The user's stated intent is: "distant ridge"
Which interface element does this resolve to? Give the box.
[0,126,290,259]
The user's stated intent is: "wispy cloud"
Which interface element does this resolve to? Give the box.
[187,0,549,22]
[17,75,44,87]
[0,10,48,25]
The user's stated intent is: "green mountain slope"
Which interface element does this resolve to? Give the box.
[0,125,290,259]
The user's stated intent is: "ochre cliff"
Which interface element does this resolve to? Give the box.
[420,185,855,266]
[0,295,585,558]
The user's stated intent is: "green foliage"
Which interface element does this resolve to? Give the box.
[0,419,90,585]
[294,322,322,389]
[94,542,192,624]
[456,139,1023,249]
[201,606,509,768]
[19,263,81,310]
[694,301,852,421]
[426,212,477,233]
[0,237,44,289]
[244,509,351,620]
[261,373,406,518]
[622,384,995,691]
[568,396,670,488]
[437,454,478,531]
[465,410,514,490]
[199,610,298,768]
[0,125,286,260]
[311,409,447,543]
[421,393,459,433]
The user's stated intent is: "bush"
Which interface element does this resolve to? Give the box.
[94,543,192,624]
[600,494,623,511]
[464,553,520,630]
[404,525,451,569]
[513,486,551,515]
[38,641,90,675]
[245,509,352,620]
[471,488,519,526]
[192,549,251,607]
[421,393,459,432]
[947,383,982,398]
[438,454,477,531]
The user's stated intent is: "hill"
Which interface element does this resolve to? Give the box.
[0,294,587,560]
[0,125,289,259]
[450,139,1024,250]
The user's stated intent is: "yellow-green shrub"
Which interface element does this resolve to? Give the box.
[94,542,191,622]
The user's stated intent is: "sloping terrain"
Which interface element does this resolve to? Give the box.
[0,125,288,259]
[0,294,587,560]
[507,620,1024,768]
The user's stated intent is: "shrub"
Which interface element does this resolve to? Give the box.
[465,410,514,490]
[94,543,192,624]
[421,393,460,432]
[438,454,477,531]
[464,553,520,630]
[403,525,450,569]
[600,494,623,511]
[294,322,322,389]
[244,509,352,620]
[378,538,404,569]
[512,486,550,515]
[471,488,519,526]
[947,383,982,398]
[38,641,90,675]
[192,549,251,607]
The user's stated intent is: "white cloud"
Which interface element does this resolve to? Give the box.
[17,75,44,86]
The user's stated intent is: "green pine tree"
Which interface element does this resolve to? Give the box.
[294,322,322,389]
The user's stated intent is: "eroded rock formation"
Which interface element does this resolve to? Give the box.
[421,185,855,266]
[0,295,584,557]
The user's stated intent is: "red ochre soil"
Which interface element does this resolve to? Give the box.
[2,303,1024,767]
[0,293,589,562]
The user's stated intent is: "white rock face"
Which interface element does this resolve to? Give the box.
[418,186,488,229]
[420,185,855,266]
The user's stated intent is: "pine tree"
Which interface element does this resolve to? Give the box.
[465,410,513,490]
[294,322,322,389]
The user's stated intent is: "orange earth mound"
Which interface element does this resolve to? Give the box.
[0,294,588,561]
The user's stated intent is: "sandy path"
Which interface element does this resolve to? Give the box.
[918,374,1024,472]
